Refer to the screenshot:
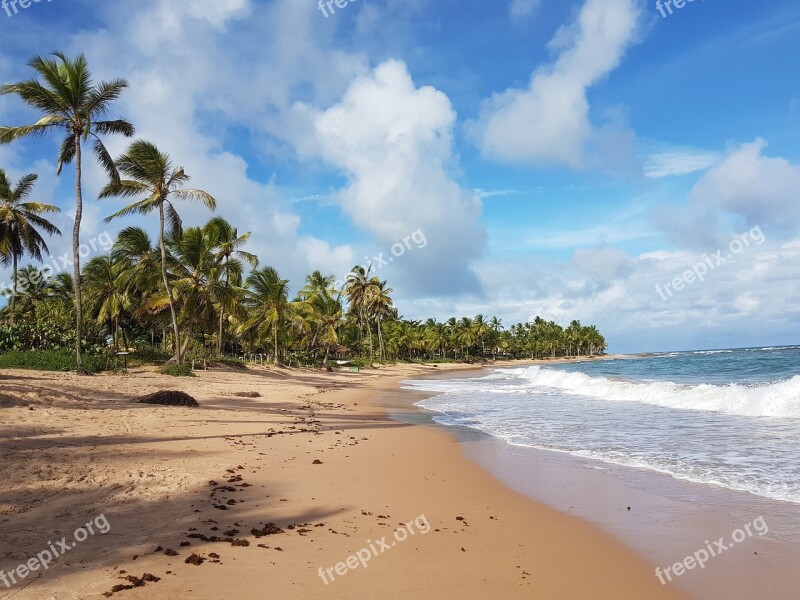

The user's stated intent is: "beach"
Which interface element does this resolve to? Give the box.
[0,361,690,600]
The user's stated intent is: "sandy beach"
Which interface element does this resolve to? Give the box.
[0,361,692,599]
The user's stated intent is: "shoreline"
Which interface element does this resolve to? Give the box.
[393,360,800,600]
[1,360,687,598]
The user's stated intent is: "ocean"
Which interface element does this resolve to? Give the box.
[404,347,800,505]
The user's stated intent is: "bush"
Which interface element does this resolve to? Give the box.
[159,363,195,377]
[215,357,247,369]
[0,349,106,373]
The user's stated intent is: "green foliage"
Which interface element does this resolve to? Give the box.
[159,362,195,377]
[126,346,172,366]
[0,349,106,372]
[0,298,104,353]
[215,357,246,369]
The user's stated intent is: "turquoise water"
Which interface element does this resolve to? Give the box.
[405,347,800,504]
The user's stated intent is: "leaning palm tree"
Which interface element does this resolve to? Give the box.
[0,53,133,371]
[0,169,61,320]
[99,140,216,364]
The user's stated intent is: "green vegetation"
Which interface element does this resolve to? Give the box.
[159,363,195,377]
[0,52,608,372]
[0,349,105,373]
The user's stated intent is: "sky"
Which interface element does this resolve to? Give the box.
[1,0,799,353]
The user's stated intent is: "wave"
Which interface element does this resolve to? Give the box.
[500,367,800,418]
[692,350,734,354]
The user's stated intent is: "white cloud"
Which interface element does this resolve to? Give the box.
[689,138,800,230]
[654,139,800,249]
[299,60,487,295]
[640,141,722,178]
[472,0,641,169]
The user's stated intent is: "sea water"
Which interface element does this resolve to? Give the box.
[405,347,800,504]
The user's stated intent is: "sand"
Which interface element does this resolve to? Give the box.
[0,362,690,599]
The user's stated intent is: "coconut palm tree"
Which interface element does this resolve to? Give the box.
[367,278,393,361]
[489,316,503,358]
[472,314,491,358]
[9,265,51,320]
[161,225,236,359]
[300,272,343,368]
[99,140,216,363]
[0,53,134,371]
[240,267,305,365]
[0,169,61,321]
[83,254,132,352]
[205,217,257,354]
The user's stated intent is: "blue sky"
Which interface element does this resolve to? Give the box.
[1,0,799,353]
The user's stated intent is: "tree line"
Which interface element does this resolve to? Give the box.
[0,53,607,369]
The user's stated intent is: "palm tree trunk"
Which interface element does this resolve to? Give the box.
[10,253,17,322]
[159,203,182,363]
[217,310,224,355]
[364,309,373,363]
[273,323,279,365]
[72,135,85,374]
[377,315,384,360]
[322,344,331,370]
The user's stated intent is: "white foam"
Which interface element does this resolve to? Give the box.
[411,367,800,418]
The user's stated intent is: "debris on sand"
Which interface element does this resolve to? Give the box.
[251,522,283,538]
[136,391,199,407]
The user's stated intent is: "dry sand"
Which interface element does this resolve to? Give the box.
[0,362,690,599]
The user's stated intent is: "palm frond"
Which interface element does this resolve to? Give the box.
[171,188,217,210]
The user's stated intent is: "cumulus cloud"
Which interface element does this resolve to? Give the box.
[472,0,641,169]
[654,139,800,250]
[690,139,800,230]
[571,247,634,282]
[298,60,487,295]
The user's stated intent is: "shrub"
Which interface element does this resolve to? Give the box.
[215,357,247,369]
[0,349,106,373]
[159,363,195,377]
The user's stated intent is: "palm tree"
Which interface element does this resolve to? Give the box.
[240,267,305,365]
[99,140,216,364]
[0,169,61,320]
[345,266,377,363]
[300,271,343,368]
[205,217,257,354]
[368,278,393,361]
[0,52,134,371]
[489,316,503,358]
[9,265,51,320]
[83,254,132,351]
[160,226,236,359]
[472,314,491,358]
